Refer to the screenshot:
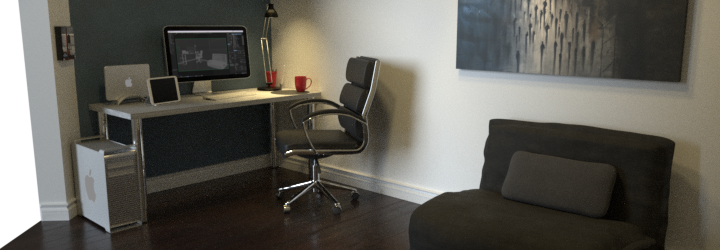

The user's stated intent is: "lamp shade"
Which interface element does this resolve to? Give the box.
[265,4,278,18]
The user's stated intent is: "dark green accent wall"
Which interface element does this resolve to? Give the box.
[70,0,272,176]
[70,0,269,137]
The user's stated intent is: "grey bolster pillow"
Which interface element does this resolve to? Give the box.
[501,151,617,218]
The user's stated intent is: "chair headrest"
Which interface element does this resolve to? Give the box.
[346,57,376,89]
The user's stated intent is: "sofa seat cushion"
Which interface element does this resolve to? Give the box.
[409,189,655,250]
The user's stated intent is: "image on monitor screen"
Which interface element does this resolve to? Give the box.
[163,26,250,82]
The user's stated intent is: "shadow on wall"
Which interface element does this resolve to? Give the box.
[665,141,704,249]
[364,61,417,175]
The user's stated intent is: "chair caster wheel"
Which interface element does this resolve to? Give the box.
[276,191,283,199]
[351,191,360,200]
[332,203,342,215]
[283,203,291,213]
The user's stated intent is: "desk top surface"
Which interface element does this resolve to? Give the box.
[89,89,321,120]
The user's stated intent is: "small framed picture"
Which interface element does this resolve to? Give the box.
[54,26,75,60]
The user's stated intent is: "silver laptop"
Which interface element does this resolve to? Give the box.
[104,64,150,102]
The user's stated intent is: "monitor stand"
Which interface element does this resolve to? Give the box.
[193,80,212,94]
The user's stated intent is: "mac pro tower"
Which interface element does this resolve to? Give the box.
[76,140,142,233]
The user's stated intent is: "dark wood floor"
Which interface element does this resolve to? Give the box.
[4,167,419,250]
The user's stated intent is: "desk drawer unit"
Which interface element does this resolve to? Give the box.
[76,140,142,233]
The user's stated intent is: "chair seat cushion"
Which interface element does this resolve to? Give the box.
[409,189,655,250]
[276,129,361,155]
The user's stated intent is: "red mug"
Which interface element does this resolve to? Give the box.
[265,70,278,88]
[295,76,313,92]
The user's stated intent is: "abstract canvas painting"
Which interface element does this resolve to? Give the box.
[457,0,689,82]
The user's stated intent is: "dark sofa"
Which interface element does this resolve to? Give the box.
[409,119,675,250]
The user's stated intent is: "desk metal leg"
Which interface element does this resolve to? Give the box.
[97,111,108,139]
[270,98,315,168]
[131,118,148,223]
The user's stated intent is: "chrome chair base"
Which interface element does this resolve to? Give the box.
[277,158,359,214]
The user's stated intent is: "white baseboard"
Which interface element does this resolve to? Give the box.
[280,157,441,204]
[60,154,434,221]
[63,155,269,220]
[40,198,77,221]
[146,154,270,194]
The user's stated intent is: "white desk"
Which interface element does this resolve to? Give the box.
[89,88,320,222]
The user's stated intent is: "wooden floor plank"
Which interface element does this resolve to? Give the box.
[3,167,420,250]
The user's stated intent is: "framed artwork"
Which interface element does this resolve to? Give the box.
[457,0,689,82]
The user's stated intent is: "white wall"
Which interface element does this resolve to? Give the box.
[19,0,80,221]
[274,0,719,249]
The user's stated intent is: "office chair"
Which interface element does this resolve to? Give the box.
[275,56,380,214]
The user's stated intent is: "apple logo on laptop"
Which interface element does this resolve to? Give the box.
[125,77,133,87]
[85,169,96,202]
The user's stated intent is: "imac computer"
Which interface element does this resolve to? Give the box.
[163,26,250,93]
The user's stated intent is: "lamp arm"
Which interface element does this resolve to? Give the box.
[261,18,273,75]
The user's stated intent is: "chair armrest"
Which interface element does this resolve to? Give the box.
[299,108,368,154]
[288,99,342,128]
[301,108,366,124]
[289,99,341,110]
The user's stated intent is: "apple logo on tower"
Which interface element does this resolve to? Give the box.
[85,169,96,202]
[125,77,133,87]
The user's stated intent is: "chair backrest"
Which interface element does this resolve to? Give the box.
[480,119,675,249]
[338,57,380,142]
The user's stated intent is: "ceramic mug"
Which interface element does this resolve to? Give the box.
[294,76,313,92]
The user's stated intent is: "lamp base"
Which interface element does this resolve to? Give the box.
[257,86,281,91]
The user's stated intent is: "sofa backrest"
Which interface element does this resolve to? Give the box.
[480,119,675,249]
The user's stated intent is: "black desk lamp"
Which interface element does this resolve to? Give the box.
[258,3,280,91]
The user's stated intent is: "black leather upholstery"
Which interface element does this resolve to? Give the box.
[339,83,368,141]
[273,57,379,215]
[276,57,378,156]
[275,130,361,156]
[345,57,375,88]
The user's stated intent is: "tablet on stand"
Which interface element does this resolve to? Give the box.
[147,76,181,106]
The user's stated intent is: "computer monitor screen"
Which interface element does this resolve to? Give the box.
[163,26,250,82]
